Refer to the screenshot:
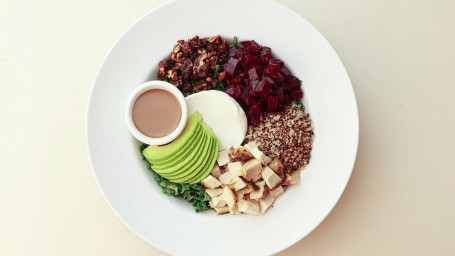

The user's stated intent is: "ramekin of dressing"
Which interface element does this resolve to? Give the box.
[125,80,187,145]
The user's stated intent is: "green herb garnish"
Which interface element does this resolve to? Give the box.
[215,65,221,73]
[229,36,238,48]
[215,81,225,92]
[291,100,304,107]
[153,173,211,213]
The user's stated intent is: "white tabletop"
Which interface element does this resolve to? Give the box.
[1,0,454,255]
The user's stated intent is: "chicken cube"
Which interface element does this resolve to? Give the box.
[201,175,222,189]
[244,141,259,153]
[241,184,254,194]
[210,163,222,178]
[237,199,259,215]
[206,188,223,198]
[230,176,248,191]
[234,190,244,201]
[221,186,236,208]
[283,170,301,185]
[250,181,265,200]
[269,158,285,178]
[216,149,230,166]
[229,203,241,215]
[242,159,262,182]
[215,206,230,215]
[262,166,283,189]
[229,146,254,163]
[258,193,275,214]
[218,171,233,184]
[269,185,285,198]
[250,147,272,165]
[227,162,243,177]
[210,195,226,208]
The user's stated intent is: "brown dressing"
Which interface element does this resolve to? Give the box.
[132,89,181,138]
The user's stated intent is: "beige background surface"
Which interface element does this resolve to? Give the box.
[1,0,454,255]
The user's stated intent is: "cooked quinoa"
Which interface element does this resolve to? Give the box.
[244,103,314,171]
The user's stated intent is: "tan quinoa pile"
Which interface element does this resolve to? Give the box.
[244,103,314,171]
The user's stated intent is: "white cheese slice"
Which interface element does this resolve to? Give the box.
[185,90,247,151]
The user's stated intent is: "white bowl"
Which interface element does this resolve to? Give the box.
[86,0,359,255]
[125,80,187,145]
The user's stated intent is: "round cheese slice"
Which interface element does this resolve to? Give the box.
[185,90,247,151]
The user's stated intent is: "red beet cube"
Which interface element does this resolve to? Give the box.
[278,93,291,104]
[291,88,303,100]
[267,96,278,112]
[239,40,257,48]
[251,80,270,98]
[234,84,244,98]
[266,61,281,72]
[225,86,236,97]
[240,71,249,79]
[260,46,271,54]
[264,68,285,83]
[248,101,264,115]
[248,68,259,81]
[253,62,264,75]
[280,66,292,79]
[243,55,258,68]
[229,46,246,59]
[258,52,272,64]
[284,77,300,92]
[223,58,239,77]
[246,44,262,55]
[241,92,256,106]
[263,77,277,89]
[270,59,284,68]
[231,76,243,85]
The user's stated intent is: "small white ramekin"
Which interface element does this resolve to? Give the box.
[125,80,187,145]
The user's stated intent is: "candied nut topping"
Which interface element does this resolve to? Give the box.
[244,103,314,171]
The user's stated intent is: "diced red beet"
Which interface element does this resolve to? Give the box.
[241,92,256,106]
[278,93,291,105]
[291,88,303,100]
[243,55,258,68]
[248,101,264,115]
[280,66,292,79]
[246,44,262,55]
[239,40,257,48]
[223,58,239,77]
[248,68,259,81]
[249,114,260,125]
[267,96,278,112]
[231,76,243,85]
[264,68,285,83]
[240,71,249,79]
[260,46,271,54]
[263,77,277,89]
[253,63,264,74]
[244,77,251,87]
[277,105,287,112]
[284,77,300,92]
[266,61,281,72]
[251,80,270,98]
[224,78,231,88]
[269,59,284,68]
[258,52,272,64]
[234,84,244,98]
[229,46,246,59]
[225,86,236,98]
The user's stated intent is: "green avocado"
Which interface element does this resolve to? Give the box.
[155,130,210,177]
[150,128,204,170]
[187,130,219,184]
[142,111,202,162]
[168,134,215,183]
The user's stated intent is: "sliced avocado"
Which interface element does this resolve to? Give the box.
[150,129,204,170]
[142,112,202,161]
[168,134,215,183]
[188,132,219,184]
[155,130,209,176]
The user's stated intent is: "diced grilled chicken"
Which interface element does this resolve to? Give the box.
[244,141,259,153]
[237,199,260,215]
[262,166,282,189]
[269,185,285,198]
[210,163,222,178]
[229,203,241,215]
[210,195,227,208]
[234,190,244,201]
[249,181,265,200]
[227,162,243,177]
[258,193,275,214]
[230,176,248,191]
[229,146,254,163]
[216,149,230,166]
[242,159,262,182]
[206,188,223,198]
[201,175,222,189]
[283,170,301,185]
[215,205,229,215]
[241,184,254,194]
[218,171,233,184]
[250,147,272,165]
[221,186,236,208]
[269,158,285,178]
